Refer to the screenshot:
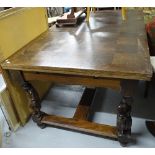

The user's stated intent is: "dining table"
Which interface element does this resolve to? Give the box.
[0,10,152,146]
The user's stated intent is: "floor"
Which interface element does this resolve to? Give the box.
[0,77,155,147]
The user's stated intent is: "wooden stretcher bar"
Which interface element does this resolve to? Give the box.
[42,114,117,139]
[73,88,96,120]
[41,87,117,139]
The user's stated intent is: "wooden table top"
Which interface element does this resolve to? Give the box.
[1,10,152,80]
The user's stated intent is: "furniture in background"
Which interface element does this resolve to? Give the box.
[0,8,52,129]
[56,7,86,26]
[145,57,155,137]
[47,7,63,17]
[144,57,155,97]
[142,17,155,137]
[146,18,155,56]
[0,74,19,131]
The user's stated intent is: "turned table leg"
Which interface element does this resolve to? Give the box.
[117,96,132,146]
[117,80,137,146]
[22,81,46,128]
[146,121,155,137]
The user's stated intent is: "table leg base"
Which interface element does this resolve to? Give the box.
[117,129,131,147]
[21,78,132,146]
[30,87,133,146]
[146,121,155,137]
[10,70,136,146]
[41,114,118,140]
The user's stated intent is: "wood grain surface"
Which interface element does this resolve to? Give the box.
[1,10,152,80]
[41,114,117,139]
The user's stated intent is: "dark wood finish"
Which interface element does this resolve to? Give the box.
[117,80,138,146]
[41,114,117,139]
[73,88,96,120]
[56,8,86,26]
[144,74,155,98]
[117,96,132,146]
[22,81,46,129]
[1,69,52,125]
[23,72,121,90]
[1,11,152,81]
[146,121,155,137]
[8,71,47,128]
[144,81,150,98]
[0,10,152,146]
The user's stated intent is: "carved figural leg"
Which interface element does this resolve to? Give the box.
[22,81,46,128]
[117,96,132,146]
[117,80,137,146]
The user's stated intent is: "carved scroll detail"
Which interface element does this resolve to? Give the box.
[116,79,138,146]
[117,96,133,146]
[22,81,46,128]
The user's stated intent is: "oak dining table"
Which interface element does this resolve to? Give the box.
[0,10,152,146]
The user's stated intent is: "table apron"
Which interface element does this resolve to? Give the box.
[22,71,121,90]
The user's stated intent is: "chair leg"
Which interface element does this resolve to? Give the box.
[144,81,150,98]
